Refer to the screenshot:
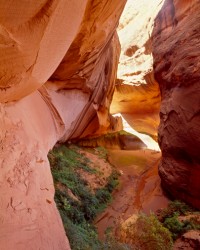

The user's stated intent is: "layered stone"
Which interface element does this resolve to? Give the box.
[152,0,200,208]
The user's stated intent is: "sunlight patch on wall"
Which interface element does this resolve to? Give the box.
[114,113,160,151]
[117,0,164,86]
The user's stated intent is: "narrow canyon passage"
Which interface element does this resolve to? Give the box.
[95,148,169,239]
[92,0,169,240]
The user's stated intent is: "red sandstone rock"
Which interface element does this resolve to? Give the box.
[0,0,88,103]
[47,0,127,139]
[174,230,200,250]
[0,0,126,249]
[152,0,200,208]
[111,0,164,139]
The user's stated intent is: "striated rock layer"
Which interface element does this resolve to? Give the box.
[0,0,126,249]
[152,0,200,208]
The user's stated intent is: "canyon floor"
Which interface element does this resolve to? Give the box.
[94,149,169,239]
[49,144,200,249]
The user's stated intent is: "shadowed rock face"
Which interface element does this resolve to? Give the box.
[0,0,126,249]
[152,0,200,208]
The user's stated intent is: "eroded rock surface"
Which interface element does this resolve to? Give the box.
[0,0,88,102]
[0,0,126,249]
[111,0,164,139]
[174,230,200,250]
[152,0,200,208]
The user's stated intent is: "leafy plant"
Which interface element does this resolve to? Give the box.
[163,213,184,240]
[158,200,194,222]
[158,200,200,240]
[120,213,173,250]
[163,213,200,240]
[106,170,120,191]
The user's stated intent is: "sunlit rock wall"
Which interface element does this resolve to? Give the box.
[111,0,164,140]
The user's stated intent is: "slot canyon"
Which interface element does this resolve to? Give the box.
[0,0,199,249]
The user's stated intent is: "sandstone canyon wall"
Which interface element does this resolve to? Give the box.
[111,0,164,140]
[152,0,200,208]
[0,0,126,249]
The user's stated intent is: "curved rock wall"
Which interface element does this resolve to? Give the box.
[47,0,127,140]
[0,0,88,102]
[152,0,200,208]
[0,0,126,249]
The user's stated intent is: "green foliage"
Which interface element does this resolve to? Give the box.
[95,188,111,205]
[95,170,119,213]
[50,145,200,249]
[60,213,101,250]
[163,213,184,240]
[163,213,200,240]
[158,200,200,241]
[95,146,108,159]
[48,144,120,250]
[49,144,95,173]
[188,216,200,230]
[123,213,173,250]
[159,200,194,222]
[106,170,120,192]
[103,227,131,250]
[102,237,131,250]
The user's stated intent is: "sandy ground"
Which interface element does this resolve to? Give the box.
[94,149,169,239]
[78,149,113,191]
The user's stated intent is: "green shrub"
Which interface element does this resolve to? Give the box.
[159,200,194,222]
[163,213,184,240]
[60,214,101,250]
[163,214,200,240]
[48,144,120,250]
[159,200,200,240]
[122,214,173,250]
[96,188,111,203]
[106,170,120,192]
